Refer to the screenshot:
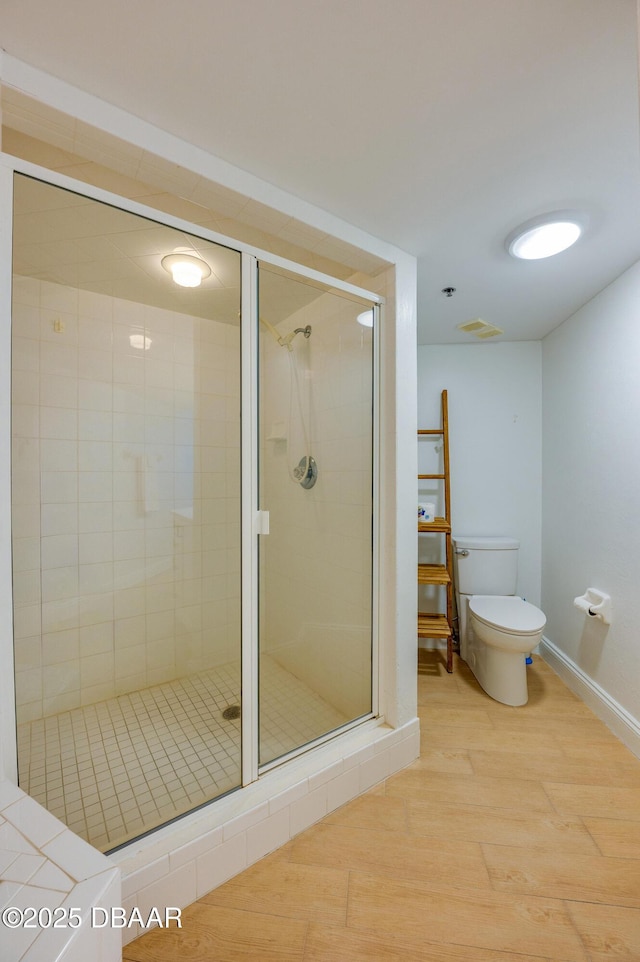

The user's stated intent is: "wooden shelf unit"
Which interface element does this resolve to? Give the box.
[417,390,455,672]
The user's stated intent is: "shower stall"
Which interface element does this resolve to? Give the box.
[7,168,378,852]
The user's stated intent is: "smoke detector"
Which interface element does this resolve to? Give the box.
[457,318,504,339]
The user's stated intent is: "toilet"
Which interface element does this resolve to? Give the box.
[452,536,546,706]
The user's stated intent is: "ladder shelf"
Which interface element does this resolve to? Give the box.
[417,389,456,672]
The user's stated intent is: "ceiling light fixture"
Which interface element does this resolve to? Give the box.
[357,309,374,328]
[161,252,211,288]
[506,211,587,260]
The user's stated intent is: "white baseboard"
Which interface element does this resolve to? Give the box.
[540,636,640,760]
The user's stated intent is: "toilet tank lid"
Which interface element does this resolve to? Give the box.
[452,536,519,550]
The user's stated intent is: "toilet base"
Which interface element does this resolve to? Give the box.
[462,624,529,707]
[476,643,528,706]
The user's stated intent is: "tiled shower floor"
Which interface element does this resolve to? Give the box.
[17,656,347,852]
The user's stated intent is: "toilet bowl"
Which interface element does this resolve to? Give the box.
[467,595,546,706]
[452,536,546,707]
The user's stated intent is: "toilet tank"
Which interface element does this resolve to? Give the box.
[453,536,519,595]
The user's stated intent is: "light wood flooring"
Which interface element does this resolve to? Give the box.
[123,652,640,961]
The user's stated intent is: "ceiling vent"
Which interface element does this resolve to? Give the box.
[457,318,504,339]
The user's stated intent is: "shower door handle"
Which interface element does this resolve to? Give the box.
[255,510,270,536]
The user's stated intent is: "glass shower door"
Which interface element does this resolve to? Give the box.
[257,264,375,766]
[11,173,243,850]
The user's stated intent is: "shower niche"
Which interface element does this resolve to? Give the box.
[9,171,378,851]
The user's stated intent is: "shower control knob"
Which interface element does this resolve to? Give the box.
[294,456,318,489]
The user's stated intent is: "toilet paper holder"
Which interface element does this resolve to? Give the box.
[573,588,612,625]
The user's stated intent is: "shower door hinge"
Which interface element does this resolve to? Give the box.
[254,510,270,536]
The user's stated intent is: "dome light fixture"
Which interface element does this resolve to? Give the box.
[356,309,374,328]
[161,252,211,287]
[506,211,587,260]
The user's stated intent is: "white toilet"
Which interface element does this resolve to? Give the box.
[452,536,546,706]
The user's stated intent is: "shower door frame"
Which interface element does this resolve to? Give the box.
[0,152,382,802]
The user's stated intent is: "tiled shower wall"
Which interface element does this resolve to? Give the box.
[260,291,373,718]
[12,275,241,725]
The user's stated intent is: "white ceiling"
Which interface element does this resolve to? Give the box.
[13,174,340,327]
[2,0,640,344]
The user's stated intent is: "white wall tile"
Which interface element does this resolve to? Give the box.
[41,534,79,569]
[79,563,114,596]
[12,403,40,438]
[15,667,43,706]
[13,337,40,373]
[78,410,111,441]
[79,532,113,565]
[326,765,361,812]
[40,408,77,440]
[40,374,77,409]
[289,784,328,837]
[42,629,79,666]
[78,347,112,381]
[81,652,115,688]
[41,503,78,538]
[40,342,77,378]
[78,471,112,502]
[196,833,246,896]
[41,598,79,634]
[78,379,112,412]
[41,567,79,604]
[13,569,41,607]
[12,536,41,572]
[79,502,113,533]
[245,808,290,864]
[79,622,114,656]
[168,826,223,872]
[358,750,391,792]
[222,802,269,841]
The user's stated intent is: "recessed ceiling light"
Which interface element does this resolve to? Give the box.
[506,211,587,260]
[161,252,211,287]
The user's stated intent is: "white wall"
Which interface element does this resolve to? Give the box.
[542,260,640,736]
[12,274,241,724]
[417,342,542,605]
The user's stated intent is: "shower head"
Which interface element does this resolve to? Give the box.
[280,325,312,349]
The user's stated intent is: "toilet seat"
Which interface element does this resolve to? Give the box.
[469,595,546,636]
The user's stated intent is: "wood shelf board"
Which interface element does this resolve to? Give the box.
[417,613,452,638]
[418,518,450,533]
[417,564,450,585]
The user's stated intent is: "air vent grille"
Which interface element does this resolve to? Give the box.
[457,318,504,339]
